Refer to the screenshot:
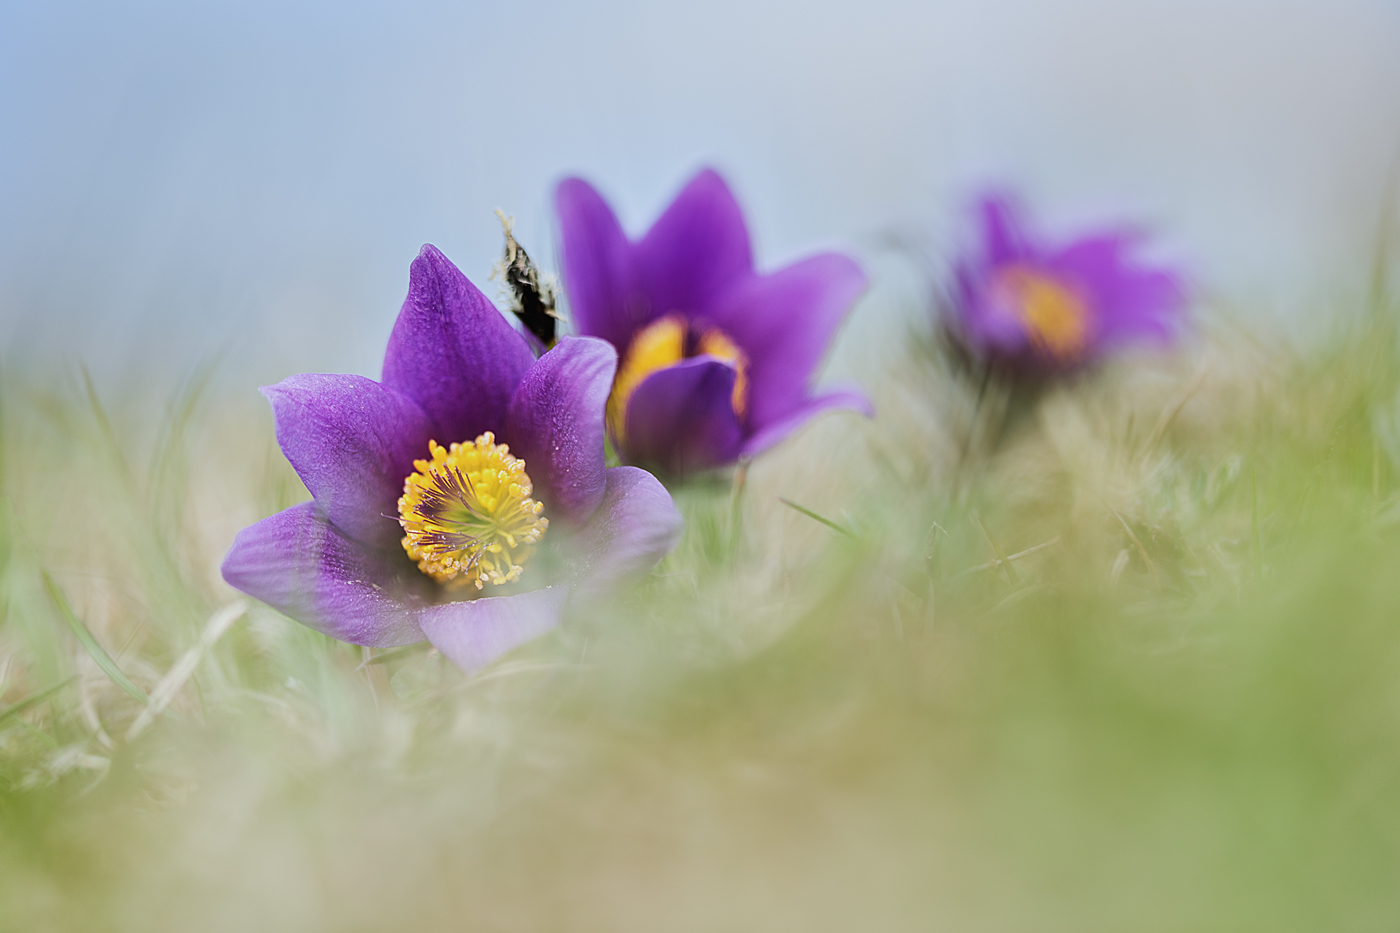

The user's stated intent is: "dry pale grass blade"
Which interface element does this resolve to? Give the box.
[126,601,247,741]
[1100,496,1161,586]
[1135,361,1211,466]
[972,509,1020,586]
[954,535,1062,577]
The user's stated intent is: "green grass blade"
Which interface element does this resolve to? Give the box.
[42,570,150,706]
[357,641,431,669]
[80,364,131,483]
[778,497,856,537]
[0,677,75,727]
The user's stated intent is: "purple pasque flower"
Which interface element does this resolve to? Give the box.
[221,245,682,674]
[949,192,1186,373]
[555,168,870,477]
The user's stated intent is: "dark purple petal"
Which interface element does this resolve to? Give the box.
[418,585,569,674]
[622,357,744,475]
[706,253,867,433]
[381,244,535,446]
[506,336,616,526]
[261,375,431,550]
[221,502,429,648]
[555,177,646,351]
[738,387,872,460]
[635,169,753,320]
[566,466,682,595]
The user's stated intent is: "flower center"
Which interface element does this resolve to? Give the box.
[993,266,1089,360]
[397,433,548,589]
[606,314,749,441]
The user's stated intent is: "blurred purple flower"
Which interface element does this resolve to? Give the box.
[948,193,1186,373]
[555,169,871,477]
[222,245,682,674]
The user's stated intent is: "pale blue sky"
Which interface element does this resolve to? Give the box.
[2,0,1398,380]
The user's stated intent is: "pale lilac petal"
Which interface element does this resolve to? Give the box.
[706,253,866,433]
[565,466,682,595]
[506,336,616,526]
[738,387,872,460]
[418,585,569,674]
[381,244,535,446]
[261,375,431,550]
[979,193,1033,266]
[221,502,428,648]
[622,357,744,476]
[635,169,753,319]
[555,177,647,350]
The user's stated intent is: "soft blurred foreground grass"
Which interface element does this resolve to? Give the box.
[4,297,1400,931]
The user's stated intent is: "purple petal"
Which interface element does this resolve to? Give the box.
[418,585,569,674]
[978,193,1034,266]
[555,178,646,351]
[706,253,867,433]
[381,244,536,446]
[506,336,616,526]
[261,375,431,550]
[1051,235,1186,344]
[738,387,873,460]
[566,466,682,595]
[635,169,753,320]
[221,502,429,648]
[1102,268,1185,343]
[622,357,744,475]
[956,265,1036,356]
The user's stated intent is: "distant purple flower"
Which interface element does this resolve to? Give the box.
[222,245,682,674]
[949,193,1186,373]
[555,169,871,477]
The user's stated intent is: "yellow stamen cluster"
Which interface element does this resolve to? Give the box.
[606,314,750,441]
[995,266,1090,360]
[397,433,548,590]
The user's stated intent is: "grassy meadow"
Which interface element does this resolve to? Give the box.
[3,280,1400,930]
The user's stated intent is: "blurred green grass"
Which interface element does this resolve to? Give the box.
[3,291,1400,931]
